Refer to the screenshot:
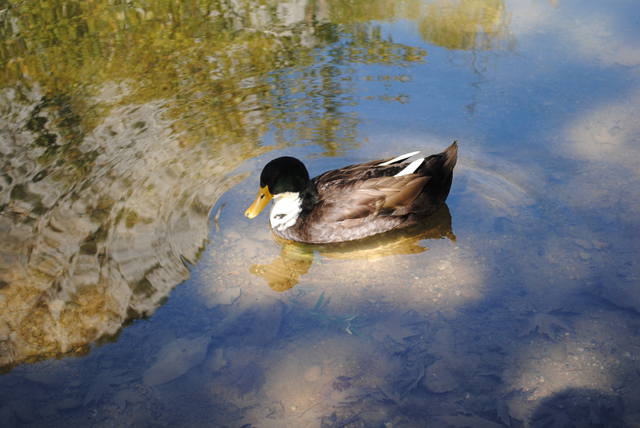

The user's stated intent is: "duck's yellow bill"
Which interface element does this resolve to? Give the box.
[245,186,272,219]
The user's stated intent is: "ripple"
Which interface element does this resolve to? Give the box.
[0,87,249,368]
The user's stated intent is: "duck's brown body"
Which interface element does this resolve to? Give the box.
[273,142,458,244]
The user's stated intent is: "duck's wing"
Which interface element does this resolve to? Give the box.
[309,142,457,223]
[312,151,421,185]
[311,174,429,223]
[313,159,394,185]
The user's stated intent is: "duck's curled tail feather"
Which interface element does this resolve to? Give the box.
[443,140,458,171]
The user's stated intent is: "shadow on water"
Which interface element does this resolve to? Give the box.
[251,205,455,292]
[530,388,625,428]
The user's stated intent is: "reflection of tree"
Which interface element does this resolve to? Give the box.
[1,0,510,156]
[419,0,510,51]
[0,88,250,369]
[330,0,510,52]
[0,0,430,369]
[0,0,511,369]
[0,0,430,157]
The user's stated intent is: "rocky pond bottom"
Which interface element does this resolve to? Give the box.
[3,157,639,427]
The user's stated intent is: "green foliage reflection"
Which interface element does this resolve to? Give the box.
[1,0,509,157]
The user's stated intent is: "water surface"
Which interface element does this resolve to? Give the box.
[1,0,639,426]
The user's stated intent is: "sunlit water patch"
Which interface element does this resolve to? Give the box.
[197,150,537,315]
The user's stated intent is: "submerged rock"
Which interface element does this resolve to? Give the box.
[423,359,458,393]
[143,336,210,386]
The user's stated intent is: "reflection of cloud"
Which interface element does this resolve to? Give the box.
[557,92,640,313]
[565,90,640,164]
[510,0,640,67]
[560,91,640,223]
[566,15,640,68]
[508,0,556,36]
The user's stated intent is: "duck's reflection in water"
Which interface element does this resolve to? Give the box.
[250,205,455,291]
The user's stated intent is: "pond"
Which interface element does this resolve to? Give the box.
[1,0,639,426]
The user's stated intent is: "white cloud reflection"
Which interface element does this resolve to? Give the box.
[509,0,640,68]
[565,90,640,165]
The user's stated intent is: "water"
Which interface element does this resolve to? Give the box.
[1,0,639,426]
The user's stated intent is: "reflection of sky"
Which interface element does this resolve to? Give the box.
[511,0,640,68]
[351,20,483,137]
[348,0,639,161]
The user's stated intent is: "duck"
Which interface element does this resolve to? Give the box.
[244,141,458,244]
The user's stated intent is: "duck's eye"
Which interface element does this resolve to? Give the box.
[260,194,265,199]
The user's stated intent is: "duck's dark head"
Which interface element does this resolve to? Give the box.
[244,156,310,219]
